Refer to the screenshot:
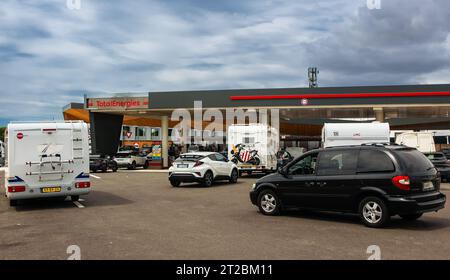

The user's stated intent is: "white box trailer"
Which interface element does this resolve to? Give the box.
[322,123,390,148]
[227,124,279,174]
[395,132,436,153]
[4,121,90,206]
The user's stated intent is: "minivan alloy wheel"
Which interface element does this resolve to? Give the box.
[362,201,382,224]
[261,194,277,213]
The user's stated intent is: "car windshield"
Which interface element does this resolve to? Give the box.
[396,149,435,173]
[175,154,205,162]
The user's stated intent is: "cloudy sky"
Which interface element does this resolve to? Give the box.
[1,0,450,125]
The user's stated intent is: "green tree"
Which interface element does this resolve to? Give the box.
[0,127,5,142]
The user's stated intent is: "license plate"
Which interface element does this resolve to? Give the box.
[41,187,61,193]
[423,181,434,191]
[177,164,188,168]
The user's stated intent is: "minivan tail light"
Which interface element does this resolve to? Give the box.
[76,182,91,188]
[8,186,26,193]
[193,161,204,167]
[392,176,411,191]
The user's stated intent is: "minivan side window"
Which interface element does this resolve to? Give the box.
[288,153,318,175]
[357,150,395,173]
[317,150,358,176]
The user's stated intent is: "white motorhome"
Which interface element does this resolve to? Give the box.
[228,124,279,174]
[395,132,436,153]
[4,121,90,206]
[322,123,390,148]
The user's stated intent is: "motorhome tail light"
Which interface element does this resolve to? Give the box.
[8,186,26,193]
[193,161,204,167]
[392,176,411,191]
[75,182,91,188]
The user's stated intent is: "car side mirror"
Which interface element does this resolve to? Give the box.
[278,167,287,176]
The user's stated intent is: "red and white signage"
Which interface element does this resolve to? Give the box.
[240,150,251,162]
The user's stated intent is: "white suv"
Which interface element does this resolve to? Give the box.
[168,152,239,187]
[114,151,149,170]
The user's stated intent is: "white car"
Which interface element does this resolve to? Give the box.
[114,151,149,170]
[168,152,239,187]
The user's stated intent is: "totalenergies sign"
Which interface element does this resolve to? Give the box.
[86,97,149,110]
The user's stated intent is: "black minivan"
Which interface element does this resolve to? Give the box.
[249,144,446,228]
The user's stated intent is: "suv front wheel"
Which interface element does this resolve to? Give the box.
[359,196,390,228]
[257,190,280,216]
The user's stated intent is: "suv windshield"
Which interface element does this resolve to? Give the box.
[396,148,435,173]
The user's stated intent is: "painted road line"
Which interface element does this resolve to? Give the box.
[73,201,85,208]
[90,174,101,179]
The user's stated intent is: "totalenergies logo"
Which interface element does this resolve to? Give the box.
[87,97,149,110]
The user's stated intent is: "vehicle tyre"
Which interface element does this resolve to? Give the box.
[9,200,18,207]
[102,166,107,173]
[112,165,118,172]
[71,195,80,202]
[246,171,252,176]
[92,169,97,173]
[202,171,214,187]
[257,189,280,215]
[143,160,149,169]
[400,213,423,221]
[170,180,181,187]
[129,161,137,170]
[359,196,390,228]
[229,168,238,183]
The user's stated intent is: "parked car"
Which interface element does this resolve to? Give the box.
[90,155,118,173]
[114,151,149,170]
[249,144,446,228]
[442,149,450,159]
[424,152,450,182]
[168,152,239,187]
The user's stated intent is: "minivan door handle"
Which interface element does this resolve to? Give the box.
[318,182,327,187]
[305,182,315,187]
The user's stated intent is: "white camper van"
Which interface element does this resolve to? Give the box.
[395,132,436,153]
[322,123,390,148]
[4,121,90,206]
[228,124,279,174]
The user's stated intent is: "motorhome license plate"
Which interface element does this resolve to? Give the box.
[177,164,188,168]
[423,181,434,191]
[41,187,61,193]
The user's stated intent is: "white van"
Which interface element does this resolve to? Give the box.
[395,132,436,153]
[4,121,90,206]
[322,123,390,148]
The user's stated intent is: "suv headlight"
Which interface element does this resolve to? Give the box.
[251,183,256,190]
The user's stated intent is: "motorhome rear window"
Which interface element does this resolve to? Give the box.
[176,154,205,161]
